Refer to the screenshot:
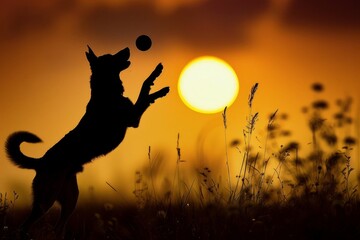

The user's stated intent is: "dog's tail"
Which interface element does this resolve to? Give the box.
[5,131,42,169]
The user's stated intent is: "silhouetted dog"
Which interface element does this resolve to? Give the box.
[5,46,169,237]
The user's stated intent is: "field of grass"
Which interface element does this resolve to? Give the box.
[1,83,359,239]
[3,200,360,239]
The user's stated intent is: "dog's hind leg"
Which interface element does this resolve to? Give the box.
[20,171,63,236]
[20,201,55,238]
[55,174,79,237]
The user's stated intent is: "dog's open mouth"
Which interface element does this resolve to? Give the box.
[125,60,131,68]
[121,60,130,71]
[123,48,131,69]
[116,47,131,70]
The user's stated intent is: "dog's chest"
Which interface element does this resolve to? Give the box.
[92,96,132,124]
[81,97,133,145]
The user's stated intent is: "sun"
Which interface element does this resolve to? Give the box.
[178,56,239,114]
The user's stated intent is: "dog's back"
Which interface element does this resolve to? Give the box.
[44,96,134,169]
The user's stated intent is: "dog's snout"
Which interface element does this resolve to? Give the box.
[115,47,130,60]
[123,47,130,58]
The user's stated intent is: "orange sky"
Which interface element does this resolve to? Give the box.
[1,0,359,205]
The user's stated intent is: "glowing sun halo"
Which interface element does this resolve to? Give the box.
[178,56,239,114]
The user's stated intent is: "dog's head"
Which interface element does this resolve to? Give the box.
[86,46,131,76]
[86,46,130,95]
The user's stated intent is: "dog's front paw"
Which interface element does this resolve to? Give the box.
[149,87,170,103]
[158,86,170,96]
[145,63,163,86]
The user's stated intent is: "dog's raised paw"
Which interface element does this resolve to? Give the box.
[160,86,170,96]
[149,87,170,103]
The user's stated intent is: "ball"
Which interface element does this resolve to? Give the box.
[136,35,152,51]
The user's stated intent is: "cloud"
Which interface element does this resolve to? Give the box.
[0,0,270,49]
[78,0,270,48]
[282,0,360,30]
[3,0,359,48]
[0,0,75,39]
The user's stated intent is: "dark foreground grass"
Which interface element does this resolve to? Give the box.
[1,82,359,239]
[2,199,360,240]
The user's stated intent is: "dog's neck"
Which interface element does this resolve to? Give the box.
[89,73,125,98]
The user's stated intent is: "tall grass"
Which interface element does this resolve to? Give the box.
[131,82,358,209]
[124,82,359,239]
[222,106,232,200]
[2,83,359,239]
[0,191,18,239]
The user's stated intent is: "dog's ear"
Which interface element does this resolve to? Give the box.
[86,45,97,66]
